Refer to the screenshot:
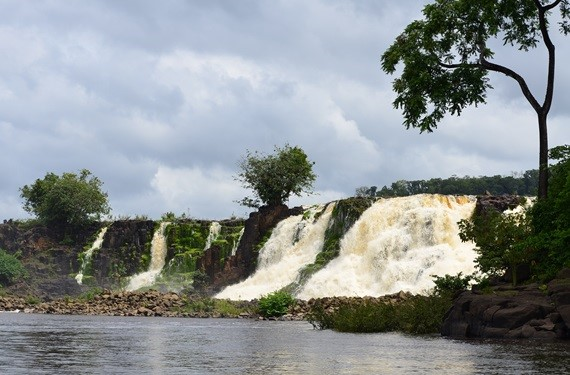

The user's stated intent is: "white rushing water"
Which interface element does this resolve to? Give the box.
[216,204,335,300]
[297,194,477,299]
[204,222,221,249]
[231,228,245,256]
[126,222,170,291]
[75,226,108,285]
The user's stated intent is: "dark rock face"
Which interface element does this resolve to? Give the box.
[474,194,525,217]
[442,269,570,340]
[198,204,303,293]
[90,220,155,288]
[0,221,101,298]
[0,220,156,298]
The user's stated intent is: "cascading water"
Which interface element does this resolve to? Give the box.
[126,222,170,291]
[75,226,108,285]
[297,194,477,299]
[216,203,335,301]
[231,228,245,256]
[205,222,221,249]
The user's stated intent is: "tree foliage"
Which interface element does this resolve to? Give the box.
[235,144,316,208]
[526,144,570,279]
[0,249,28,287]
[458,145,570,283]
[20,169,111,228]
[459,207,532,285]
[381,0,570,199]
[357,170,538,198]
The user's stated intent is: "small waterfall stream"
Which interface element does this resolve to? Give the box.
[216,204,335,300]
[126,222,170,291]
[205,222,221,249]
[75,226,108,285]
[231,228,245,256]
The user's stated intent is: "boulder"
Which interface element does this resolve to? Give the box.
[442,276,570,340]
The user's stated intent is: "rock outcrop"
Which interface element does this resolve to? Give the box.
[442,269,570,340]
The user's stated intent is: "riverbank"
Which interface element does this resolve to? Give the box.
[0,289,413,320]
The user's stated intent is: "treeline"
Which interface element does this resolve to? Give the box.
[356,170,538,198]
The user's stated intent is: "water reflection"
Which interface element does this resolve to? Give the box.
[0,314,569,374]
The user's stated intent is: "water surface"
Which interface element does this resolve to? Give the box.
[1,313,569,374]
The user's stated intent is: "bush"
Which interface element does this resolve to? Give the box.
[0,249,28,286]
[307,294,453,334]
[432,272,474,296]
[257,290,295,318]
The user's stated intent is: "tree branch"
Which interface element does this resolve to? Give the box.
[539,0,562,12]
[479,58,542,113]
[534,0,557,115]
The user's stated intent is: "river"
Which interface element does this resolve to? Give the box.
[0,313,569,374]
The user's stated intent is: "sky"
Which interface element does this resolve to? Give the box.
[1,1,569,221]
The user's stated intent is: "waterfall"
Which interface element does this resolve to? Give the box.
[231,228,245,256]
[75,226,108,285]
[204,222,221,249]
[216,204,335,301]
[126,222,170,291]
[297,194,477,299]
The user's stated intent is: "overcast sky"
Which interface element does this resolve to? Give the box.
[1,1,569,221]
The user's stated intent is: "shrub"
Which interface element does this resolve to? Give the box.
[432,272,474,297]
[257,290,295,318]
[0,249,28,286]
[307,294,453,334]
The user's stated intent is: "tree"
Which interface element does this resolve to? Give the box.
[20,169,111,228]
[381,0,570,199]
[459,208,532,285]
[236,144,316,208]
[526,144,570,279]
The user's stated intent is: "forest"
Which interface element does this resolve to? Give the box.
[356,170,538,198]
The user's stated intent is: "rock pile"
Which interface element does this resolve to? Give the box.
[0,290,413,320]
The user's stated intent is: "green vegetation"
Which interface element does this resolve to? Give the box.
[158,220,244,290]
[236,144,316,208]
[307,294,453,334]
[176,297,253,317]
[459,145,570,284]
[381,1,570,198]
[459,204,531,285]
[164,221,211,275]
[257,290,295,318]
[0,249,28,286]
[20,169,111,229]
[525,145,570,280]
[307,272,475,334]
[432,272,475,296]
[357,170,538,198]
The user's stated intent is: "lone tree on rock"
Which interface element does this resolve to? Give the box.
[381,0,570,199]
[236,144,316,208]
[20,169,111,229]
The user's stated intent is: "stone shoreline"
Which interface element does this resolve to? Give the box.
[0,290,413,320]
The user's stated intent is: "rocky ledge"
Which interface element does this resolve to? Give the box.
[442,269,570,340]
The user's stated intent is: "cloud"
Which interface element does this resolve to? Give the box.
[1,0,569,222]
[150,165,247,220]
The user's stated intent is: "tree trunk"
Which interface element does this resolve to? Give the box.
[538,112,549,199]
